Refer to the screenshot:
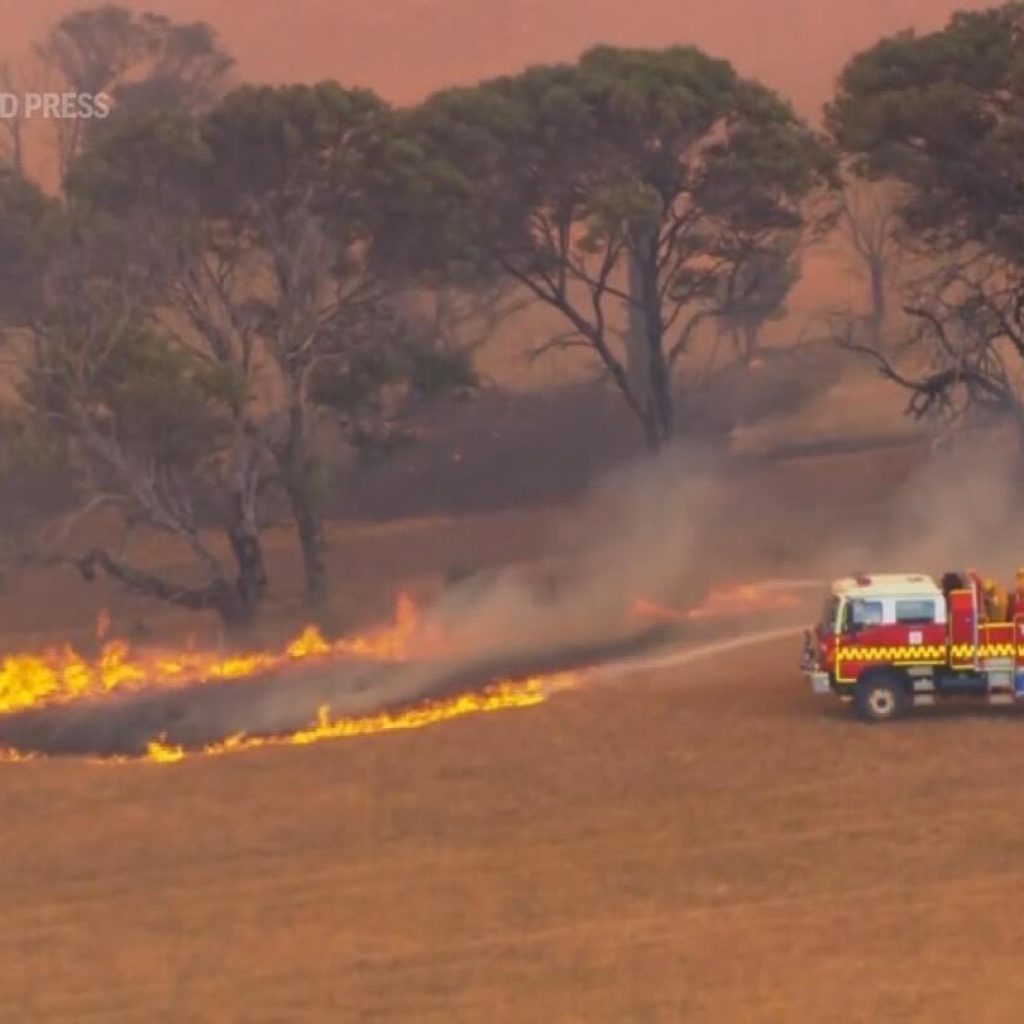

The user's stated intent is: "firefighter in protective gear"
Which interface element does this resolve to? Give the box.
[968,568,986,618]
[984,578,1008,622]
[1008,568,1024,620]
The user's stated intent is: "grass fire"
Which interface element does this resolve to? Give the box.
[0,592,427,717]
[0,579,811,764]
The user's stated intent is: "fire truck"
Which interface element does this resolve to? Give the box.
[802,572,1024,722]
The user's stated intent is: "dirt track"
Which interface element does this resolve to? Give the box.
[6,633,1024,1021]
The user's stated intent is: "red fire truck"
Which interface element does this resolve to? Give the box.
[802,572,1024,722]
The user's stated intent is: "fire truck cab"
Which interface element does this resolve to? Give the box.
[802,571,1024,722]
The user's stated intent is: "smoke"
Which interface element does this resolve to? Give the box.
[418,443,723,661]
[11,429,1018,758]
[817,432,1024,581]
[0,443,734,756]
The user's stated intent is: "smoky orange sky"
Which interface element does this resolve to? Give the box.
[0,0,992,116]
[0,0,993,388]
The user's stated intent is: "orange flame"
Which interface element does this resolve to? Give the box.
[133,672,580,765]
[0,590,584,765]
[633,580,801,626]
[0,592,431,717]
[0,577,804,765]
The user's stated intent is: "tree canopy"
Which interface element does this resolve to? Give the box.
[828,3,1024,456]
[54,80,474,617]
[406,46,832,447]
[828,2,1024,261]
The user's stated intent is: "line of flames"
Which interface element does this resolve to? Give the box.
[0,673,581,765]
[0,580,805,764]
[0,593,427,717]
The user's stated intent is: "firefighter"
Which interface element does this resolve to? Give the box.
[984,578,1008,622]
[1008,568,1024,620]
[967,568,986,619]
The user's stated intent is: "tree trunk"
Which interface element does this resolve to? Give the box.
[869,257,887,346]
[626,248,652,406]
[277,385,330,611]
[743,322,761,364]
[284,473,328,611]
[625,238,676,452]
[644,344,674,452]
[637,239,674,452]
[226,522,267,616]
[225,484,267,615]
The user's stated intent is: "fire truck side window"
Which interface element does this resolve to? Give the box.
[895,599,937,625]
[849,599,883,628]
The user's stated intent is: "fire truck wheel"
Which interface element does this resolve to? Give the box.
[854,671,911,723]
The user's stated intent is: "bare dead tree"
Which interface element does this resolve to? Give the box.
[837,255,1024,460]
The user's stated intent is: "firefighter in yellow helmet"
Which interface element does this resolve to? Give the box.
[1009,568,1024,620]
[983,577,1008,622]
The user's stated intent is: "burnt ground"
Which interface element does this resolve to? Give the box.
[0,624,681,758]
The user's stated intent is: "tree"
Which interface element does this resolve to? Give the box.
[828,2,1024,459]
[715,233,802,364]
[0,410,79,588]
[197,83,402,609]
[67,83,475,614]
[36,4,234,182]
[837,178,902,347]
[1,184,270,633]
[407,46,832,449]
[0,167,57,319]
[0,63,29,177]
[65,107,273,625]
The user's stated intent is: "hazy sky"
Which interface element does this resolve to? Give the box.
[0,0,994,386]
[0,0,991,116]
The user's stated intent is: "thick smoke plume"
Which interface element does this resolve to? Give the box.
[817,433,1024,583]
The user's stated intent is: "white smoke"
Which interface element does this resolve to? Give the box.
[414,444,723,661]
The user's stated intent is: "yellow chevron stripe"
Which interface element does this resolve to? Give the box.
[838,645,946,661]
[839,643,1024,666]
[951,643,1018,659]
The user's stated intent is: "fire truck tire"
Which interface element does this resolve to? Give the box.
[854,671,911,723]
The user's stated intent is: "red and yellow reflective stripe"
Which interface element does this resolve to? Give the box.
[837,643,1024,674]
[951,643,1019,660]
[837,645,947,662]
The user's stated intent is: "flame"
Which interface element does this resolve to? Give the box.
[0,576,816,766]
[0,592,431,716]
[0,588,582,765]
[122,672,578,765]
[633,580,802,626]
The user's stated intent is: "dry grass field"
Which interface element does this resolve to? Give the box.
[6,635,1024,1021]
[5,441,1022,1021]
